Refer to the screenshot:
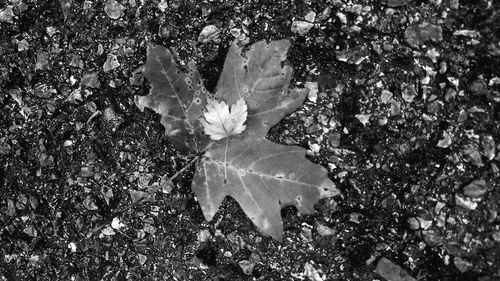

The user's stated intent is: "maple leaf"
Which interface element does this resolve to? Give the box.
[136,40,340,241]
[201,98,248,141]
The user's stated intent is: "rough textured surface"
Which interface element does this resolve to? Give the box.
[1,0,499,280]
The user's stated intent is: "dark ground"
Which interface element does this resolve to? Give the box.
[1,0,500,280]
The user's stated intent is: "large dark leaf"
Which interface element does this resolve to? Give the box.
[137,39,340,241]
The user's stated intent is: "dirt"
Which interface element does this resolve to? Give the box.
[1,0,499,280]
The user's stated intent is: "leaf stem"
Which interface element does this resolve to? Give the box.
[224,136,229,183]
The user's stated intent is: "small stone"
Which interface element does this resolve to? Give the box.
[422,229,444,246]
[328,132,340,148]
[463,179,488,198]
[407,217,432,230]
[197,229,212,243]
[336,12,347,25]
[104,0,125,19]
[83,196,98,210]
[355,114,371,126]
[0,5,14,23]
[68,242,77,253]
[157,0,169,11]
[375,257,416,281]
[380,90,393,103]
[390,100,401,116]
[111,217,124,229]
[39,153,53,167]
[81,72,100,88]
[402,84,416,103]
[138,254,147,265]
[461,146,483,166]
[405,22,443,48]
[319,7,331,21]
[454,257,473,273]
[103,53,120,72]
[35,51,49,70]
[198,25,221,43]
[304,262,324,281]
[437,131,452,148]
[455,194,478,210]
[481,135,495,160]
[305,82,318,103]
[17,39,29,51]
[384,0,411,7]
[316,222,336,236]
[444,88,456,101]
[291,21,314,35]
[238,260,255,275]
[468,78,488,95]
[304,11,316,22]
[101,226,115,235]
[80,167,92,177]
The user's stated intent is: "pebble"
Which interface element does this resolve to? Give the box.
[437,131,452,148]
[0,5,14,23]
[304,11,316,22]
[407,217,432,230]
[104,0,125,20]
[355,114,371,126]
[481,135,496,160]
[468,78,488,95]
[138,254,147,265]
[197,229,212,243]
[291,21,314,35]
[405,22,443,48]
[402,84,416,103]
[303,262,324,281]
[455,194,478,210]
[238,260,255,275]
[383,0,411,7]
[453,257,473,273]
[81,72,101,88]
[336,12,347,25]
[375,257,416,281]
[305,82,318,103]
[390,100,401,116]
[380,90,393,103]
[461,146,483,166]
[198,25,221,43]
[35,51,49,70]
[463,179,488,198]
[103,53,120,72]
[16,39,29,51]
[316,222,336,236]
[422,229,444,246]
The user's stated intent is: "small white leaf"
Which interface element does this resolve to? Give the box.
[111,217,125,229]
[201,98,248,140]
